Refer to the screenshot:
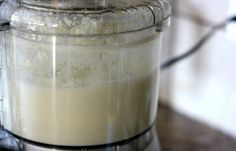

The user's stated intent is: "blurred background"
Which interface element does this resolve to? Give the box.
[158,0,236,149]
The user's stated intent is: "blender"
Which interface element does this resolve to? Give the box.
[0,0,171,150]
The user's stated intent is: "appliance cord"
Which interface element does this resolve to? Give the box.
[161,15,236,71]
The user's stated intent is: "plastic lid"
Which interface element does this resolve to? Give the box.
[8,0,171,35]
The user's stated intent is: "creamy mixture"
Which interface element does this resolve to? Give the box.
[4,32,160,146]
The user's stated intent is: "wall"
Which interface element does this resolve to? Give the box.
[160,0,236,138]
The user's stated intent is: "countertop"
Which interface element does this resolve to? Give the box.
[156,104,236,151]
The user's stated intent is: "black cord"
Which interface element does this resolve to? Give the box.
[230,16,236,22]
[161,15,236,71]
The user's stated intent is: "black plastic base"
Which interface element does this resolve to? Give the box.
[0,125,160,151]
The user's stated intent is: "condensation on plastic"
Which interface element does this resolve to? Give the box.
[11,4,154,35]
[4,0,171,35]
[21,0,152,9]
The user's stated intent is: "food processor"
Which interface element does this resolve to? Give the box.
[0,0,171,150]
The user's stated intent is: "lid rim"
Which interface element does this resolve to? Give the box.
[5,0,171,35]
[10,24,158,37]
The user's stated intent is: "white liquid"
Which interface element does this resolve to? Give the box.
[4,31,161,146]
[11,72,157,146]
